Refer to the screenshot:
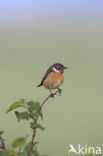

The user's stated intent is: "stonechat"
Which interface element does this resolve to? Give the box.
[37,63,67,96]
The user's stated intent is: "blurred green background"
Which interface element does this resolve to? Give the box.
[0,0,103,155]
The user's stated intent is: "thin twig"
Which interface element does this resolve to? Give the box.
[39,90,60,113]
[0,136,6,150]
[29,90,61,156]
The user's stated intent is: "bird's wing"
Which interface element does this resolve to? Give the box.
[37,66,53,87]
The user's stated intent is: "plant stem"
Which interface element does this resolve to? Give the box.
[0,136,6,150]
[31,126,36,144]
[29,90,61,156]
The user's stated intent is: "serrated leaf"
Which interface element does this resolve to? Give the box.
[15,111,30,121]
[28,103,36,112]
[0,131,4,135]
[37,124,45,131]
[12,137,25,148]
[28,102,40,113]
[6,101,23,113]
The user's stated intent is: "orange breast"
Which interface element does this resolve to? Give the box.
[43,72,64,89]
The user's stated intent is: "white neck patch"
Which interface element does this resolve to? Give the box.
[53,67,60,73]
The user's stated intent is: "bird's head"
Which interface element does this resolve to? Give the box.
[52,63,68,73]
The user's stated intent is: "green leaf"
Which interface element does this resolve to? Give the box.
[28,103,36,112]
[30,122,38,129]
[37,124,45,131]
[19,98,26,103]
[7,150,25,156]
[33,150,40,156]
[0,130,4,135]
[24,142,34,155]
[28,102,40,113]
[34,102,40,112]
[6,101,24,113]
[30,112,39,120]
[15,111,30,121]
[8,150,18,156]
[30,122,45,130]
[17,154,25,156]
[39,112,43,120]
[34,141,39,146]
[27,101,34,106]
[0,150,8,156]
[12,137,26,148]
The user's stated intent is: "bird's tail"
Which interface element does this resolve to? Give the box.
[37,83,42,87]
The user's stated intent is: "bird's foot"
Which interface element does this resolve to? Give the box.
[58,88,62,95]
[50,93,54,98]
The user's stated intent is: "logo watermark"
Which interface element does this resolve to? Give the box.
[68,144,102,155]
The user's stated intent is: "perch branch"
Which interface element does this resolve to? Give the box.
[29,89,61,156]
[39,89,60,113]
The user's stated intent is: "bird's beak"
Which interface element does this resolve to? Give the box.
[64,67,68,69]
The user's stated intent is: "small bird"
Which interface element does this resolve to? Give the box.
[37,63,67,96]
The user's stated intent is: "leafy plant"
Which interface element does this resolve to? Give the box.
[0,90,60,156]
